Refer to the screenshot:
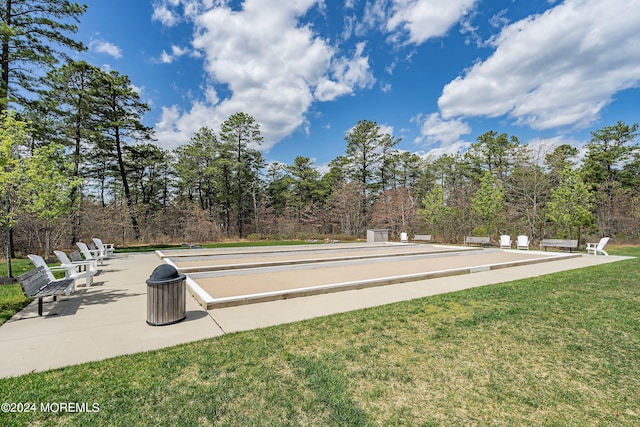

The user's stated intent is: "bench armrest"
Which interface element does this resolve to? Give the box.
[62,260,98,271]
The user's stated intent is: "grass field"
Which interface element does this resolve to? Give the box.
[0,247,638,426]
[0,259,33,324]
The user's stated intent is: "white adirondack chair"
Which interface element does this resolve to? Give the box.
[499,235,512,249]
[27,254,89,293]
[92,238,114,257]
[54,250,98,274]
[516,235,530,250]
[586,237,609,256]
[27,254,59,283]
[76,241,105,266]
[30,253,96,288]
[400,232,408,243]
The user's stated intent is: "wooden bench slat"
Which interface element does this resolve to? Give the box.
[464,236,490,246]
[539,239,578,252]
[18,266,51,297]
[17,266,75,316]
[31,280,74,298]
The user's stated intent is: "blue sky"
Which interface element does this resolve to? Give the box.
[74,0,640,168]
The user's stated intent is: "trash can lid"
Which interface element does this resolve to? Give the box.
[147,264,181,284]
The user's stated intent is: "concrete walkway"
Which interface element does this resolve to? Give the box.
[0,250,630,378]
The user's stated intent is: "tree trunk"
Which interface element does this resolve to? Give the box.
[2,1,13,264]
[114,127,140,239]
[70,120,82,246]
[45,227,52,260]
[4,222,12,278]
[1,0,12,111]
[237,144,244,238]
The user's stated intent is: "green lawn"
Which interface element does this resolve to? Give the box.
[0,247,638,425]
[0,259,33,324]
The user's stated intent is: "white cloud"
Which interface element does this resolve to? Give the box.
[158,45,190,64]
[315,42,376,101]
[414,112,470,144]
[344,0,358,9]
[488,9,509,29]
[420,141,471,157]
[154,0,376,151]
[89,39,122,58]
[387,0,479,45]
[152,4,179,27]
[378,124,394,137]
[155,102,219,149]
[159,51,173,64]
[438,0,640,131]
[412,112,471,156]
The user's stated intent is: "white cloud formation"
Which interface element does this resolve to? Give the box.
[154,0,376,151]
[413,112,471,155]
[152,4,179,27]
[387,0,479,45]
[89,39,122,58]
[315,42,376,101]
[158,45,190,64]
[344,0,358,9]
[438,0,640,131]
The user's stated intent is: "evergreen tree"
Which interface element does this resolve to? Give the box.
[582,121,639,236]
[467,130,520,181]
[219,112,264,237]
[287,156,321,224]
[0,0,86,109]
[37,60,102,244]
[92,70,153,240]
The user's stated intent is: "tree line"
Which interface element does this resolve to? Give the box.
[1,1,639,277]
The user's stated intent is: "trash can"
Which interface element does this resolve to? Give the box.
[146,264,186,326]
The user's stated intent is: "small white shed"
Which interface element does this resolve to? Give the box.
[367,229,389,243]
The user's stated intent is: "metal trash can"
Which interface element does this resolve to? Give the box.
[146,264,186,326]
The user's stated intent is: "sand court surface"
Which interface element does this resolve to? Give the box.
[156,244,582,309]
[163,243,478,272]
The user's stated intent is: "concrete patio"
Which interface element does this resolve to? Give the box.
[0,249,629,378]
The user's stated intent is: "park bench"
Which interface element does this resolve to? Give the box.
[539,239,578,252]
[464,236,491,246]
[181,243,202,249]
[413,234,432,243]
[17,266,75,316]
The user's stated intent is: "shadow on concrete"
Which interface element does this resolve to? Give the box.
[183,310,209,322]
[15,287,144,319]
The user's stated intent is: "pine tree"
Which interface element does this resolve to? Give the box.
[0,0,87,109]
